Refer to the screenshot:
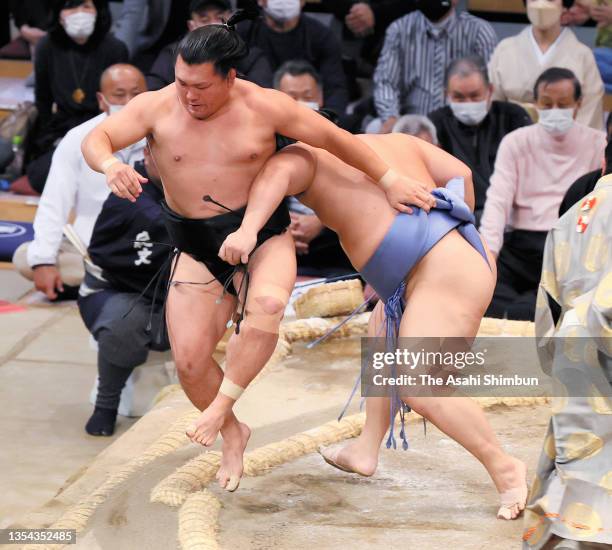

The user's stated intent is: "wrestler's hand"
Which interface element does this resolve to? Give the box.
[104,162,147,203]
[219,228,257,265]
[383,174,437,214]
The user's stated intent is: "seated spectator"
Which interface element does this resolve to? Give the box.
[559,121,612,216]
[392,114,438,145]
[26,0,128,193]
[428,56,532,226]
[274,59,323,109]
[80,146,170,436]
[273,60,353,277]
[489,0,604,130]
[373,0,497,133]
[12,65,146,301]
[237,0,349,116]
[321,0,417,68]
[480,68,606,320]
[147,0,273,90]
[112,0,190,71]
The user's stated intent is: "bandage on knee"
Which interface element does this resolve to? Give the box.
[241,283,290,334]
[219,377,245,401]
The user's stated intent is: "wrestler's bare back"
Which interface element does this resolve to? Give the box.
[145,81,279,217]
[293,134,472,269]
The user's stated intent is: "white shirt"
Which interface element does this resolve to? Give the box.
[27,113,145,267]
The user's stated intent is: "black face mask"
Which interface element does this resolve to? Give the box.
[417,0,452,22]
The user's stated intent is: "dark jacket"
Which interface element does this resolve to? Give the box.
[88,166,170,299]
[428,101,532,224]
[321,0,417,65]
[33,33,128,152]
[559,169,602,217]
[238,15,349,114]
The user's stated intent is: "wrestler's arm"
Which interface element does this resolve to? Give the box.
[412,136,475,212]
[219,146,315,265]
[81,91,156,202]
[253,88,436,214]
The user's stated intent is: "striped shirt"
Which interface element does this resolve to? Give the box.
[373,10,498,120]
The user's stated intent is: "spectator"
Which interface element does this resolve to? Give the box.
[392,114,438,145]
[428,56,532,226]
[321,0,417,67]
[480,68,606,320]
[112,0,190,71]
[26,0,128,193]
[488,0,604,130]
[373,0,498,133]
[273,60,353,277]
[237,0,349,115]
[12,65,147,301]
[80,146,170,436]
[147,0,273,91]
[274,59,323,108]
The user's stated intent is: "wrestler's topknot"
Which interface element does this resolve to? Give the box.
[175,1,259,78]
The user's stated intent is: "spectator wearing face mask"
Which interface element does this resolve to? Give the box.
[237,0,349,116]
[146,0,273,90]
[273,60,353,277]
[489,0,604,130]
[428,56,532,226]
[25,0,128,194]
[480,68,606,321]
[12,64,147,301]
[372,0,498,134]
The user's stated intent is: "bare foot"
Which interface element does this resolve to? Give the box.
[490,456,528,520]
[186,404,228,447]
[319,439,379,477]
[216,422,251,492]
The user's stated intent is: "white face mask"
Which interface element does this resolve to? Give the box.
[537,108,575,135]
[527,1,562,30]
[102,95,125,115]
[449,100,489,126]
[298,100,320,111]
[62,11,97,41]
[265,0,301,24]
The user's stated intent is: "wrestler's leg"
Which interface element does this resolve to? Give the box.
[187,231,296,466]
[321,301,392,476]
[396,231,526,519]
[167,254,251,484]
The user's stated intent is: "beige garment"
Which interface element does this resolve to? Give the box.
[12,239,85,287]
[489,27,604,130]
[523,175,612,549]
